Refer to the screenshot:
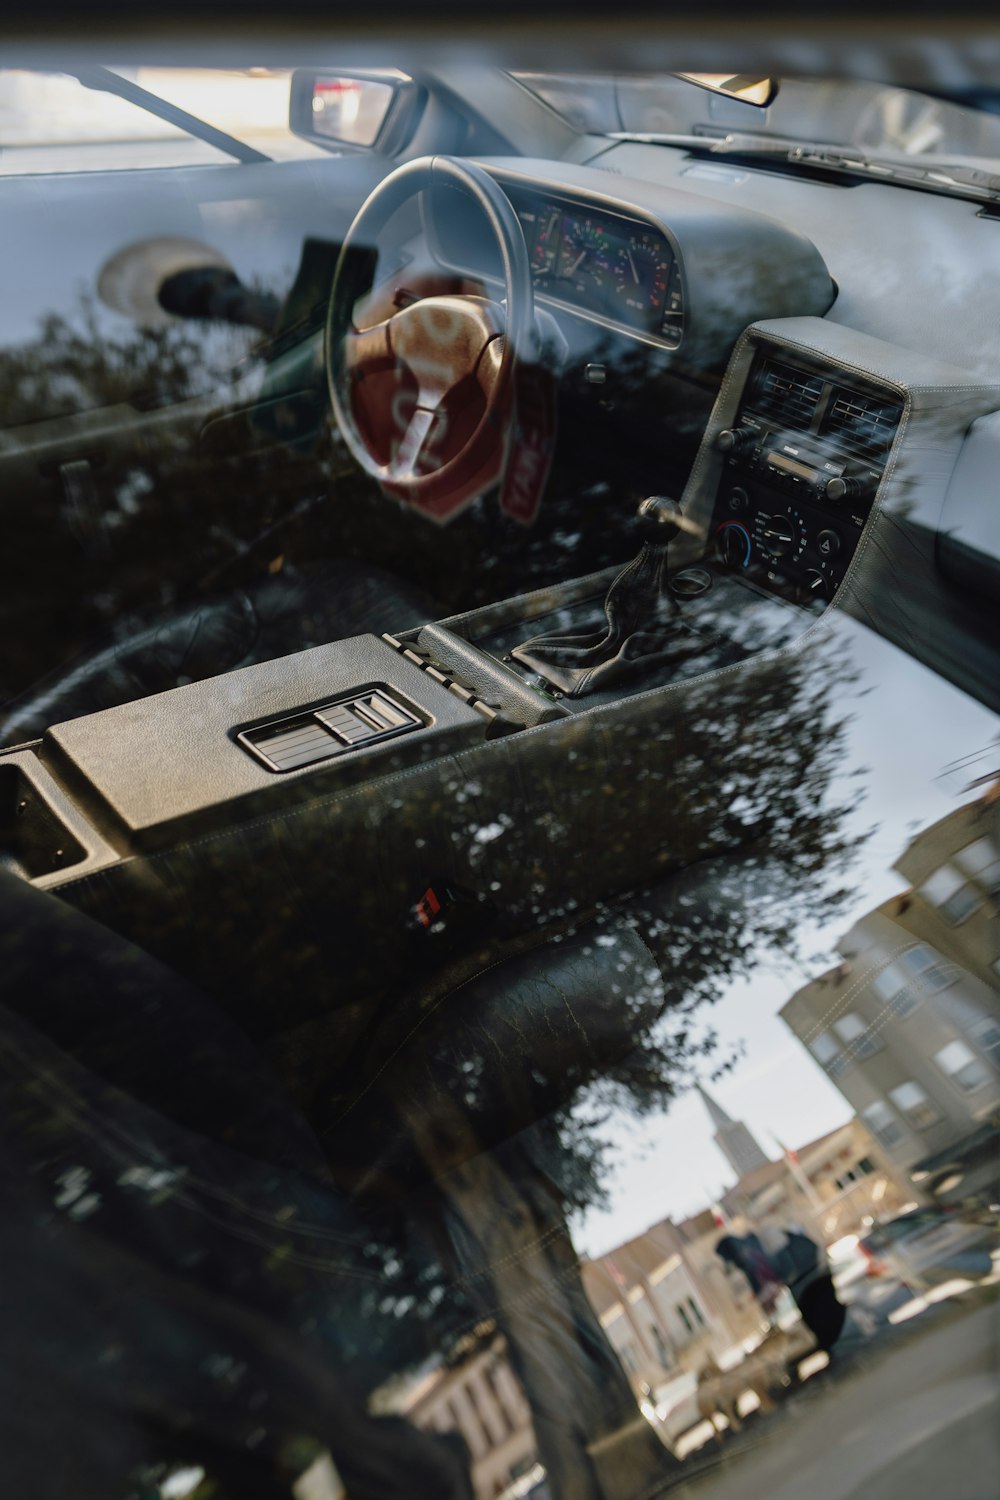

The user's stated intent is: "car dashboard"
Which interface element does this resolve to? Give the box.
[416,153,998,650]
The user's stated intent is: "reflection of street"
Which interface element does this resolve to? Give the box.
[659,1288,999,1500]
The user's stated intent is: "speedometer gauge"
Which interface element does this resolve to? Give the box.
[612,229,670,325]
[557,214,612,302]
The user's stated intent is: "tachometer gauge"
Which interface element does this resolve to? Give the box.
[557,214,612,300]
[613,229,671,325]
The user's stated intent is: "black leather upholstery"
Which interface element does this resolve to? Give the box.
[0,558,439,746]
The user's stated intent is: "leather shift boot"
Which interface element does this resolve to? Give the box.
[511,542,694,697]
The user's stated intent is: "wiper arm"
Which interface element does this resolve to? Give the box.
[607,130,1000,206]
[607,129,805,154]
[67,65,271,167]
[790,145,1000,203]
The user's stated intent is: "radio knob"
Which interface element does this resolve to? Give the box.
[716,427,758,456]
[825,474,875,502]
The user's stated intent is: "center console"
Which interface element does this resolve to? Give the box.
[707,350,903,605]
[6,314,998,916]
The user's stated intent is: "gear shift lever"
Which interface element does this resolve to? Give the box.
[511,496,705,697]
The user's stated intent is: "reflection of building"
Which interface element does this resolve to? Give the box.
[696,1083,771,1179]
[780,790,1000,1201]
[892,788,1000,992]
[582,1217,764,1388]
[716,1117,911,1245]
[398,1333,537,1500]
[578,1110,907,1396]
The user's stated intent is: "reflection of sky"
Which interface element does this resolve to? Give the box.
[575,616,999,1256]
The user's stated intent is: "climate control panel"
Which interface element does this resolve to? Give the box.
[709,350,902,605]
[712,482,853,603]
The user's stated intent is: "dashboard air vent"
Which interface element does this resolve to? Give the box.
[822,386,903,458]
[750,359,825,428]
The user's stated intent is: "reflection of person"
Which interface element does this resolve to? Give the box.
[716,1227,847,1353]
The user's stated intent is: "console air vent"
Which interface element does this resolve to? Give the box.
[821,385,903,458]
[750,359,825,428]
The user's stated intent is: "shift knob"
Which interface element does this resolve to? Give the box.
[637,495,683,540]
[636,495,704,543]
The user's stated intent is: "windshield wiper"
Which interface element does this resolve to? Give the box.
[789,145,1000,203]
[606,129,1000,206]
[67,65,272,167]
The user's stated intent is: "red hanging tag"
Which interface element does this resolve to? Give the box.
[499,359,557,527]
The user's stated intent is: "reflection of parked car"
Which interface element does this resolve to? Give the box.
[650,1371,701,1445]
[859,1208,996,1286]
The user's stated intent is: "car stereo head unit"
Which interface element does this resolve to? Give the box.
[710,351,903,602]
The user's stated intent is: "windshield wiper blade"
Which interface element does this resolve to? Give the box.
[67,65,271,167]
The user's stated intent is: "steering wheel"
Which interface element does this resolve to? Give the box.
[326,156,534,517]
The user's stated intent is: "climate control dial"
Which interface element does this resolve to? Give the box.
[715,520,752,570]
[754,505,807,564]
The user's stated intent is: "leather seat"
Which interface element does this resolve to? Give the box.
[0,557,439,745]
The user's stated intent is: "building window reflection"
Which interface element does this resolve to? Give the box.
[934,1038,991,1093]
[834,1011,883,1057]
[861,1098,906,1148]
[888,1080,942,1129]
[920,863,984,925]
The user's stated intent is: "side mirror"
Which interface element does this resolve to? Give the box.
[674,74,780,109]
[289,69,422,152]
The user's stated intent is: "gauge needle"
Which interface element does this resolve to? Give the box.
[627,248,639,284]
[568,250,587,274]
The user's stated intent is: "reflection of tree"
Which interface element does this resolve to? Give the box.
[0,284,712,708]
[3,282,871,1496]
[265,634,868,1500]
[1,292,253,426]
[0,291,335,705]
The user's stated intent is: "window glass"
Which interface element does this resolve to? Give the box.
[941,882,984,925]
[835,1011,882,1055]
[900,945,954,993]
[872,962,904,999]
[861,1099,905,1147]
[954,835,1000,893]
[934,1039,991,1092]
[920,864,965,906]
[969,1018,1000,1068]
[888,1081,942,1128]
[809,1030,840,1064]
[872,960,920,1014]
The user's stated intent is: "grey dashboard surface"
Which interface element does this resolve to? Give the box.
[37,634,485,851]
[573,139,1000,379]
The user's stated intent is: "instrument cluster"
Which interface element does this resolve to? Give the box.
[512,192,684,345]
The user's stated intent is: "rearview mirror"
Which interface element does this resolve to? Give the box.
[289,69,419,151]
[674,73,780,109]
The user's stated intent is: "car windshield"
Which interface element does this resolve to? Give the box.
[514,71,1000,167]
[1,28,998,1500]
